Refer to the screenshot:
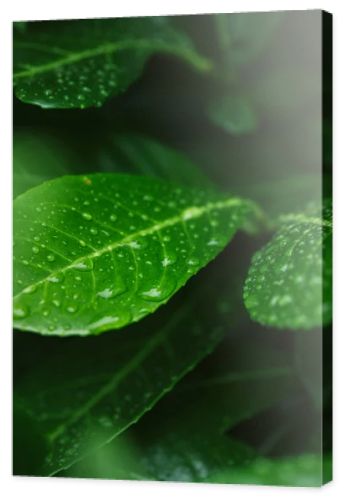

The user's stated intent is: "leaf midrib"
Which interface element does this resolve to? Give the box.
[14,197,246,301]
[14,38,210,80]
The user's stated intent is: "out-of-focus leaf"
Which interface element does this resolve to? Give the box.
[13,173,253,335]
[13,279,225,476]
[13,130,80,198]
[244,202,332,329]
[13,17,211,109]
[207,95,258,135]
[98,133,212,188]
[62,338,296,481]
[208,454,330,486]
[13,130,211,198]
[214,11,284,69]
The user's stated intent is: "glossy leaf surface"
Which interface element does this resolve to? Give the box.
[13,287,225,476]
[62,338,296,482]
[13,239,251,476]
[244,203,332,329]
[13,18,210,109]
[13,174,252,335]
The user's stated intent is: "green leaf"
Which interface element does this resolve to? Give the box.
[215,11,284,70]
[13,238,251,477]
[244,203,332,329]
[13,130,80,198]
[13,173,253,335]
[207,94,258,135]
[13,283,226,476]
[13,17,210,109]
[98,133,212,188]
[13,129,210,198]
[208,454,330,486]
[62,338,296,482]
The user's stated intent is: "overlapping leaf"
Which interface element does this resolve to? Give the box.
[207,94,258,136]
[61,338,296,482]
[244,202,332,329]
[208,454,330,486]
[13,237,253,476]
[13,17,210,109]
[13,287,224,476]
[13,174,253,335]
[98,133,212,188]
[13,130,211,198]
[13,130,80,198]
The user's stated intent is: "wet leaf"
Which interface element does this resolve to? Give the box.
[13,17,210,109]
[13,242,249,476]
[62,338,296,482]
[13,173,253,335]
[13,288,225,476]
[244,202,332,329]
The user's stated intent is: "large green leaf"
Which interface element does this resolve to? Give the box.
[13,236,251,477]
[13,283,225,476]
[244,203,332,329]
[13,174,253,335]
[61,337,296,482]
[13,17,210,109]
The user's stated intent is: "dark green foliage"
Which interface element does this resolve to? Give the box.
[13,11,332,486]
[244,203,333,329]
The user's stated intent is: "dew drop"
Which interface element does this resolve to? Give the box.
[23,284,38,295]
[207,238,219,247]
[187,257,200,267]
[128,240,141,249]
[47,273,64,283]
[13,305,29,319]
[32,246,40,254]
[97,288,113,299]
[73,258,94,271]
[47,254,55,262]
[82,212,93,221]
[139,278,176,302]
[67,305,78,314]
[90,227,98,235]
[110,214,117,222]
